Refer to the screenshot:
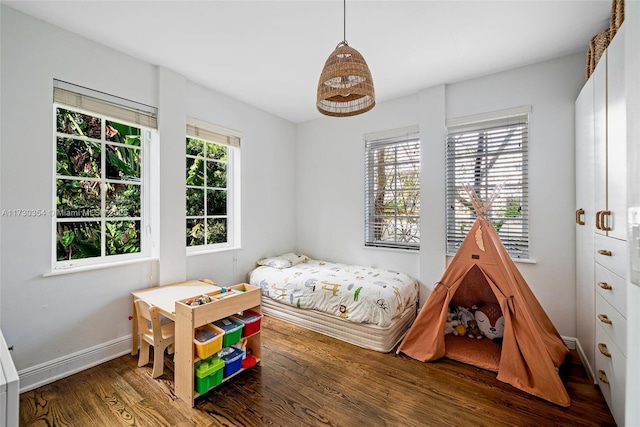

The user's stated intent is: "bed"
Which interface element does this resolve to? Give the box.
[248,253,419,352]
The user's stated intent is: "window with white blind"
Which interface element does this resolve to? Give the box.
[186,119,241,252]
[446,107,530,258]
[364,127,420,250]
[53,80,157,269]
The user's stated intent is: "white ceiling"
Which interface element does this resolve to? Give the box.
[4,0,612,123]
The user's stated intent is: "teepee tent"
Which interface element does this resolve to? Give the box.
[397,184,570,407]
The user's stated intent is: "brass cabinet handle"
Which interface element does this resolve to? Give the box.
[597,313,612,324]
[598,370,610,384]
[576,208,585,225]
[595,210,602,230]
[597,281,612,290]
[598,343,612,357]
[597,249,612,256]
[601,210,612,231]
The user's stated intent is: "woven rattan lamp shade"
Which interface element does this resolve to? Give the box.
[317,41,375,117]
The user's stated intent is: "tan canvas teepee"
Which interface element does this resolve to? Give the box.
[397,184,570,407]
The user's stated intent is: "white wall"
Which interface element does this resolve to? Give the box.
[0,4,3,327]
[296,53,586,336]
[419,85,447,299]
[157,68,188,285]
[0,6,296,390]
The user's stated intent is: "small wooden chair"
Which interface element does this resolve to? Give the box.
[134,299,175,379]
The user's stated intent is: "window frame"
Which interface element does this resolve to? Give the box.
[52,102,154,270]
[364,126,420,251]
[445,107,530,259]
[185,119,241,254]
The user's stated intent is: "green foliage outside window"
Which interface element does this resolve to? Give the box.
[55,107,143,261]
[186,138,228,247]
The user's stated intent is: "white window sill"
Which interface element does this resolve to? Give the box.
[512,257,537,264]
[363,245,421,254]
[187,245,241,257]
[44,257,158,277]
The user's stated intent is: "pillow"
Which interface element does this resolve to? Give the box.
[257,252,309,269]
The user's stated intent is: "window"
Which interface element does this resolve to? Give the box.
[446,107,529,258]
[53,81,157,268]
[364,127,420,250]
[186,120,241,252]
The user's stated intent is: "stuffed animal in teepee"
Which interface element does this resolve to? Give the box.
[474,302,505,343]
[452,306,474,337]
[444,309,460,335]
[455,306,474,327]
[466,319,483,339]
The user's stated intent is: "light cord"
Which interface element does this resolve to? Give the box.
[343,0,346,43]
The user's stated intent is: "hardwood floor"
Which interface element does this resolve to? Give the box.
[20,316,616,427]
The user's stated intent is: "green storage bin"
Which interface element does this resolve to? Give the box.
[194,356,224,395]
[213,317,244,347]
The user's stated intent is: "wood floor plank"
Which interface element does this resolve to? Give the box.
[20,316,616,427]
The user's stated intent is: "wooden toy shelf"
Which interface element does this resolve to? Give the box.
[174,283,262,407]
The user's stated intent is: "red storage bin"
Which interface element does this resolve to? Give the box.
[232,309,263,337]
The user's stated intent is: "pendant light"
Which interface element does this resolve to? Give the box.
[316,0,375,117]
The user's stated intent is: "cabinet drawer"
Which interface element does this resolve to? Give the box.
[594,325,626,427]
[595,263,628,318]
[595,293,627,355]
[594,234,628,278]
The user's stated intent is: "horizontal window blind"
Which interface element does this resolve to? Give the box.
[364,128,420,250]
[186,123,240,148]
[53,80,157,129]
[446,113,529,258]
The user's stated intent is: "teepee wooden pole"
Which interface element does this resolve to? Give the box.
[461,182,505,218]
[462,183,483,215]
[483,182,505,212]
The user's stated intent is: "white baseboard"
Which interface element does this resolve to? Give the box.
[573,338,596,384]
[561,336,598,383]
[561,335,576,350]
[18,335,132,393]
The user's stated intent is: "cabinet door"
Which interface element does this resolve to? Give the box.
[575,78,596,374]
[606,27,627,240]
[593,51,607,236]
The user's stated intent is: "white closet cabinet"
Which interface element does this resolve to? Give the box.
[594,236,627,427]
[605,26,627,242]
[593,46,607,238]
[576,25,626,427]
[574,76,595,377]
[594,27,627,240]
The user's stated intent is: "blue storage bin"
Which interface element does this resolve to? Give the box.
[218,347,245,377]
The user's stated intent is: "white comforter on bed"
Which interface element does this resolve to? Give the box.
[249,259,419,327]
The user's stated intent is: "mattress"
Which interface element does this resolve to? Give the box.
[262,297,417,353]
[249,257,420,352]
[250,259,419,327]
